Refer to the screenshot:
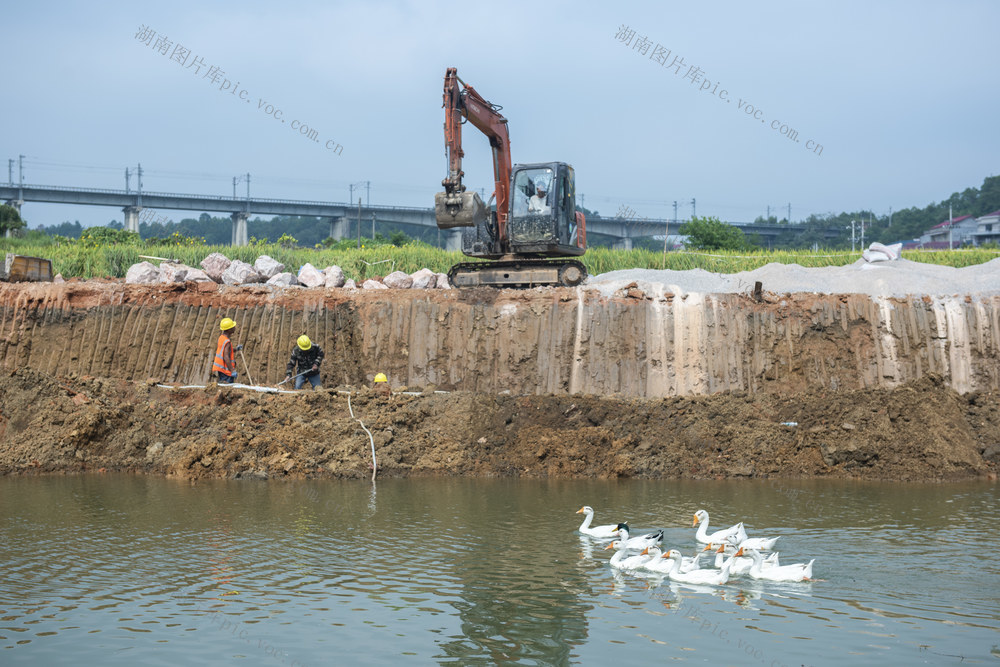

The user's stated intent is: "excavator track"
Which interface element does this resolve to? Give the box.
[447,259,588,288]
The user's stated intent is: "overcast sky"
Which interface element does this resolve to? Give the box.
[3,0,998,229]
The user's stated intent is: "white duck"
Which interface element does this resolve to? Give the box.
[707,542,781,561]
[738,535,780,551]
[642,546,702,574]
[605,540,652,571]
[709,544,779,575]
[665,549,734,585]
[575,505,620,538]
[614,523,664,551]
[742,548,814,582]
[693,510,747,545]
[713,534,781,551]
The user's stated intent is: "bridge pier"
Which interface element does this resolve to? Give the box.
[231,212,249,246]
[612,237,633,251]
[4,199,23,237]
[330,216,350,241]
[122,206,142,234]
[444,230,463,252]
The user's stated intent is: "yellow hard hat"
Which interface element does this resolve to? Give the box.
[297,335,312,351]
[220,318,236,331]
[374,373,387,383]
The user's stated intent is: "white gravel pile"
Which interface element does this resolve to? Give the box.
[587,256,1000,298]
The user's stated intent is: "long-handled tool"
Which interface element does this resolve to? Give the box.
[276,369,310,387]
[239,348,255,386]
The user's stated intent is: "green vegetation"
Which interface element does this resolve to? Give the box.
[679,216,754,251]
[0,204,26,235]
[2,232,997,280]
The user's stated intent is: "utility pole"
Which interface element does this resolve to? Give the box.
[850,220,856,252]
[691,198,696,220]
[8,159,13,185]
[350,181,370,211]
[357,197,362,249]
[371,213,375,240]
[125,167,131,194]
[136,163,143,208]
[232,173,250,200]
[673,200,678,226]
[767,205,770,221]
[787,203,791,222]
[948,204,953,249]
[662,207,670,258]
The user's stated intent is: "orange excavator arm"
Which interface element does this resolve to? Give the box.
[437,67,512,243]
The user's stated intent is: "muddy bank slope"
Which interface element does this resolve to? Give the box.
[1,369,996,481]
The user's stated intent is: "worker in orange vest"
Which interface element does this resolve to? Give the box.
[212,318,242,383]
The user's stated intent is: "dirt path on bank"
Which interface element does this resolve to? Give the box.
[1,369,996,481]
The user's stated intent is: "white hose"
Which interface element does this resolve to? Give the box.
[347,393,378,482]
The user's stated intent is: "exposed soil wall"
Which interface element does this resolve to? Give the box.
[2,281,999,397]
[1,281,998,481]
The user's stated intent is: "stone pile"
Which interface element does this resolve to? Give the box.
[124,252,451,289]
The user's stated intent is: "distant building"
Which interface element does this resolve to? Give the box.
[971,210,1000,246]
[918,214,977,248]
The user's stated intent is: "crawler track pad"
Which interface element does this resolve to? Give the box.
[448,260,587,288]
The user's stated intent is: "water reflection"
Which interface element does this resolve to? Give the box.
[433,483,593,664]
[0,476,998,665]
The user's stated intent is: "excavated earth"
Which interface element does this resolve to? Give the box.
[0,279,998,481]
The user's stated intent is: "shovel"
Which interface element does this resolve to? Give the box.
[238,348,255,386]
[276,370,310,387]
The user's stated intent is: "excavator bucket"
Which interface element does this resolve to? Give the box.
[435,191,487,229]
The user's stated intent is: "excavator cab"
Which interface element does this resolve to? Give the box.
[507,162,584,256]
[461,162,585,259]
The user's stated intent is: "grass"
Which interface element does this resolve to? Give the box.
[1,236,997,280]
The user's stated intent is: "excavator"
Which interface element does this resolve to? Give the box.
[434,67,587,287]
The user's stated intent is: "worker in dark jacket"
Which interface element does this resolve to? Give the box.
[285,335,324,390]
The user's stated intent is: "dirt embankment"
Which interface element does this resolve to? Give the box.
[1,368,997,481]
[3,281,999,398]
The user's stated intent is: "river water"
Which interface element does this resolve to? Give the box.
[1,475,998,666]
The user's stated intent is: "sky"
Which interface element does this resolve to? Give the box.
[3,0,998,229]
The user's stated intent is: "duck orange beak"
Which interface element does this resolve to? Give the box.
[692,514,699,526]
[717,545,726,553]
[576,507,585,514]
[605,543,615,550]
[702,544,713,552]
[735,547,745,557]
[640,547,650,555]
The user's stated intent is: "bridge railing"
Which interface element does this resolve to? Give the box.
[0,183,441,214]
